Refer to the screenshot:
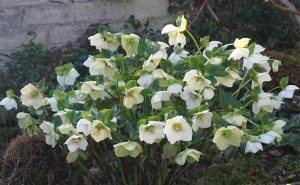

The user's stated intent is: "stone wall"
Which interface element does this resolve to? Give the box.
[0,0,171,54]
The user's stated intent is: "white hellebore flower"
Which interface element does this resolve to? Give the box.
[76,119,92,136]
[168,48,189,65]
[212,126,244,151]
[180,86,202,109]
[202,86,215,100]
[183,70,208,91]
[259,131,280,144]
[68,90,86,104]
[152,69,173,80]
[40,121,57,147]
[272,60,281,72]
[151,91,171,110]
[46,97,59,112]
[57,68,79,86]
[175,148,203,165]
[206,41,222,51]
[167,83,182,94]
[245,141,263,153]
[222,113,247,127]
[20,83,45,109]
[164,116,193,144]
[192,110,213,131]
[89,58,117,79]
[252,92,273,114]
[215,69,241,87]
[143,50,167,71]
[65,135,88,152]
[91,120,112,142]
[0,97,17,110]
[229,38,250,60]
[88,32,119,52]
[121,34,140,57]
[243,44,269,69]
[139,121,165,144]
[251,72,272,89]
[279,85,299,99]
[58,123,77,135]
[161,16,187,47]
[137,74,154,87]
[114,141,142,158]
[123,87,144,109]
[83,55,94,68]
[80,81,108,100]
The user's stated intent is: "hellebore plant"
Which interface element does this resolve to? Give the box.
[1,15,299,184]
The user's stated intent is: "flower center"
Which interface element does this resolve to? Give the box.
[172,123,182,132]
[145,125,155,133]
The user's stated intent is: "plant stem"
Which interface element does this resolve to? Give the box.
[185,30,200,50]
[246,118,259,126]
[233,70,250,97]
[268,86,280,92]
[118,158,128,185]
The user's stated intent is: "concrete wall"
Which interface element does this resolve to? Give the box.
[0,0,171,55]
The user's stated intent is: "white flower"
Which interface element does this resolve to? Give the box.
[57,68,79,86]
[279,85,299,99]
[252,92,273,114]
[89,58,117,79]
[54,109,72,124]
[161,24,186,47]
[83,55,94,68]
[40,121,57,147]
[222,113,247,127]
[139,121,165,144]
[91,120,112,142]
[192,110,213,131]
[206,41,222,51]
[20,83,45,109]
[80,81,108,100]
[151,91,171,110]
[167,83,182,94]
[175,148,202,165]
[212,126,244,151]
[271,95,283,109]
[272,120,286,142]
[243,54,269,70]
[206,57,223,65]
[76,119,92,136]
[118,81,126,87]
[0,97,17,110]
[143,51,167,71]
[68,90,86,104]
[114,141,142,158]
[137,74,154,87]
[251,72,271,89]
[215,69,241,87]
[245,141,263,153]
[180,86,202,109]
[152,69,173,80]
[58,124,77,135]
[121,33,140,56]
[202,86,215,100]
[183,70,208,91]
[123,87,144,109]
[229,38,250,60]
[164,116,193,144]
[88,33,119,52]
[272,60,281,72]
[65,135,88,152]
[259,131,279,144]
[46,97,59,112]
[169,49,189,65]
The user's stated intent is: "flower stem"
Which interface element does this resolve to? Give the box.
[233,70,250,97]
[185,30,200,50]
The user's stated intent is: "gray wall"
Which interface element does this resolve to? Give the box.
[0,0,171,55]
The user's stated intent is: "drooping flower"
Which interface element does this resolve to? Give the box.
[121,34,140,57]
[279,85,299,99]
[161,16,187,47]
[202,86,215,100]
[151,91,171,110]
[123,87,144,109]
[16,112,34,129]
[259,131,280,144]
[183,70,208,91]
[89,58,117,79]
[88,32,119,52]
[137,74,154,87]
[245,141,263,153]
[76,119,92,136]
[20,83,45,109]
[83,55,94,68]
[152,69,173,80]
[212,126,244,151]
[65,135,88,152]
[272,60,281,72]
[139,121,165,144]
[229,38,250,60]
[58,123,77,135]
[56,64,80,86]
[242,44,269,69]
[215,69,241,87]
[113,141,142,158]
[168,47,189,65]
[164,116,193,144]
[46,97,59,112]
[251,72,272,89]
[68,90,86,104]
[180,86,202,109]
[0,97,17,110]
[192,110,213,131]
[40,121,58,147]
[80,81,109,100]
[54,109,72,124]
[91,120,112,142]
[167,83,182,94]
[252,92,273,114]
[175,148,203,165]
[143,50,167,71]
[222,112,247,127]
[206,41,222,51]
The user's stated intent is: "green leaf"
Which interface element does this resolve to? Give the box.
[204,64,229,77]
[248,42,256,56]
[219,90,242,111]
[5,89,13,98]
[159,79,182,87]
[133,69,148,78]
[201,36,210,48]
[212,112,229,128]
[163,142,180,158]
[126,80,137,89]
[187,55,205,70]
[55,63,73,76]
[67,152,79,163]
[280,77,289,89]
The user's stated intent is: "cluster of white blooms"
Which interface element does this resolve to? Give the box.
[1,16,298,167]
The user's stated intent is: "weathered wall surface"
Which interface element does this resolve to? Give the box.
[0,0,171,54]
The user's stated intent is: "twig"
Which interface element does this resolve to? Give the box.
[187,0,209,28]
[268,0,300,15]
